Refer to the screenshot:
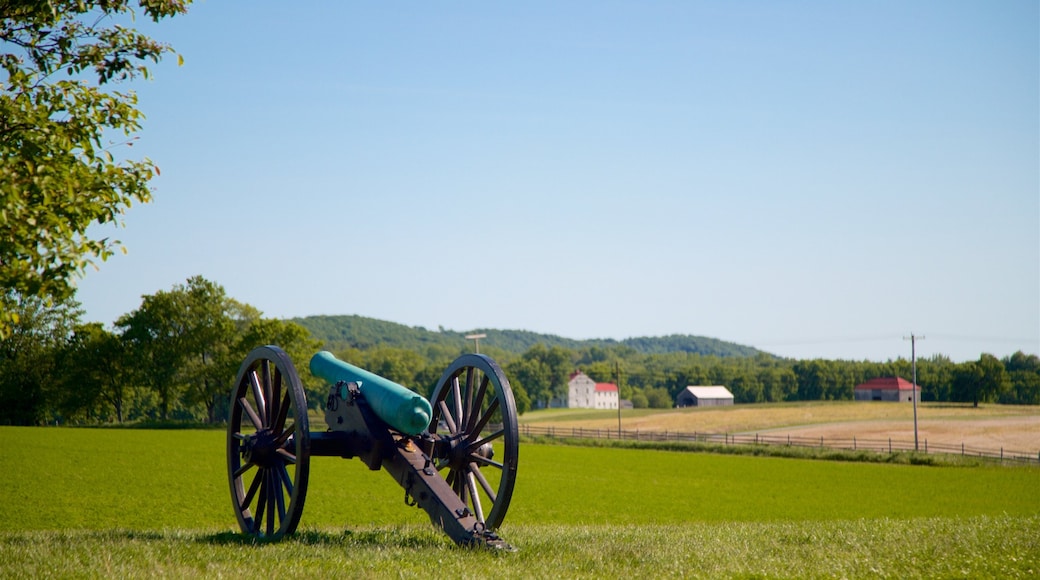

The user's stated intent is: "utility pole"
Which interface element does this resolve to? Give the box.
[464,333,486,354]
[903,333,925,451]
[615,361,622,435]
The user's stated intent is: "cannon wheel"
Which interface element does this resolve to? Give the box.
[430,354,519,531]
[227,345,310,539]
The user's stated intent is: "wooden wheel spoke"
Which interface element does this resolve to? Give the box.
[278,463,294,496]
[271,368,283,428]
[233,460,255,479]
[239,397,264,431]
[465,376,490,433]
[265,470,276,536]
[273,469,286,524]
[274,422,296,446]
[261,360,273,426]
[275,448,297,465]
[469,396,500,438]
[463,368,475,431]
[451,376,464,428]
[469,428,504,452]
[458,472,469,507]
[465,470,484,522]
[469,462,497,501]
[253,469,268,530]
[242,468,264,509]
[469,454,504,470]
[249,371,267,427]
[273,392,291,434]
[437,400,459,434]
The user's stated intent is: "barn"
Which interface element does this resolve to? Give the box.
[676,386,734,407]
[853,377,920,402]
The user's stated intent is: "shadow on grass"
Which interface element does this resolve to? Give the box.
[196,527,448,550]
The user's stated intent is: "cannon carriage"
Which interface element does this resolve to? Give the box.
[226,345,519,549]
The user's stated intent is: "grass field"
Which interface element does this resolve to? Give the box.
[1,426,1038,577]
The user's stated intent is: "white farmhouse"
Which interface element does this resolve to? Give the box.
[567,371,619,410]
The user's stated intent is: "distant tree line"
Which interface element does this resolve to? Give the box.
[0,277,320,425]
[2,277,1038,426]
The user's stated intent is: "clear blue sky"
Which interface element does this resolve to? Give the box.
[77,1,1039,362]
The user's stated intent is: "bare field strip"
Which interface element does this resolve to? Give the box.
[520,402,1040,454]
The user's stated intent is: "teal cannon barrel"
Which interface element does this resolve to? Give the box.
[309,351,432,436]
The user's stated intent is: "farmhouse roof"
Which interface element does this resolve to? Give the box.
[595,382,618,393]
[682,386,734,399]
[854,377,918,391]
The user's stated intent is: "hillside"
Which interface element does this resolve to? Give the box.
[291,314,766,358]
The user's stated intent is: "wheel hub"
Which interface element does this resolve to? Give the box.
[445,434,494,467]
[241,429,279,468]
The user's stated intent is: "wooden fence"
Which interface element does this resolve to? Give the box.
[518,424,1040,465]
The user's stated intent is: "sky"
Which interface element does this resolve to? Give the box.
[75,1,1039,363]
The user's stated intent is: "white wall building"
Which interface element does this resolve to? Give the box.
[567,371,619,410]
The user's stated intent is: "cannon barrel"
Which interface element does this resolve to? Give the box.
[309,351,432,436]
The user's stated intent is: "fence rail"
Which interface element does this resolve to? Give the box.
[519,424,1040,465]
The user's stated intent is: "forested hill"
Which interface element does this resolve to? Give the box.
[291,315,766,358]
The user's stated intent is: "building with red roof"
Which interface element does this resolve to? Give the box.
[567,371,619,409]
[853,377,920,402]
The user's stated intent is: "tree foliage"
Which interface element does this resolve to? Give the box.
[0,0,189,337]
[0,289,80,424]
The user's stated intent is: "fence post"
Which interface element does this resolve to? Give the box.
[889,438,892,453]
[820,436,824,448]
[924,439,927,453]
[962,442,965,456]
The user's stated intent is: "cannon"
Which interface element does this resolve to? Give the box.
[225,345,519,549]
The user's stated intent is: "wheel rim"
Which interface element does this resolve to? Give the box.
[430,354,518,530]
[227,345,310,539]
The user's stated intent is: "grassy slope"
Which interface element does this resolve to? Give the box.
[1,427,1038,578]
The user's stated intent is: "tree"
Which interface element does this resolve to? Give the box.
[506,357,552,409]
[975,353,1010,406]
[951,362,983,407]
[61,322,132,422]
[1003,351,1040,405]
[0,0,190,337]
[644,387,673,409]
[518,344,573,405]
[117,284,190,420]
[630,390,649,409]
[0,289,80,424]
[117,275,236,421]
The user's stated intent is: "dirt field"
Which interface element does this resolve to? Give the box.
[757,416,1040,454]
[520,402,1040,454]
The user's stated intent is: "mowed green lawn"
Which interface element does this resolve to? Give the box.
[1,427,1038,578]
